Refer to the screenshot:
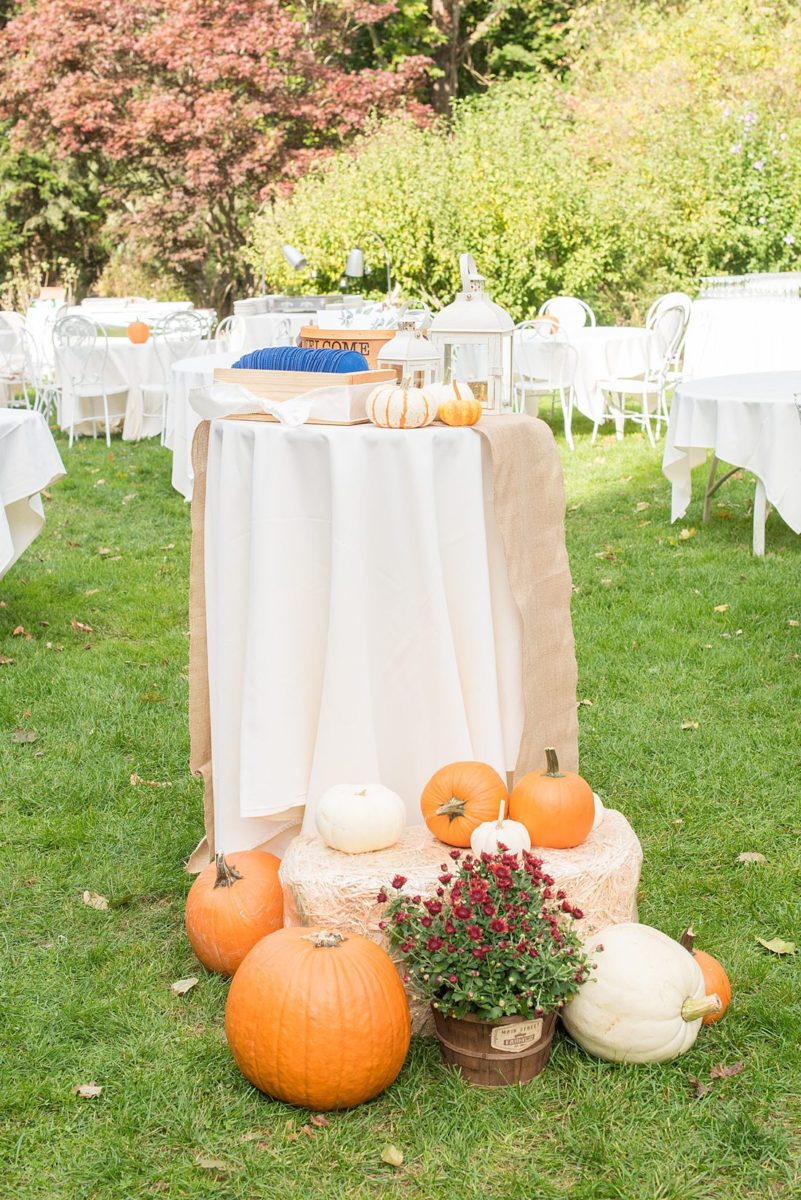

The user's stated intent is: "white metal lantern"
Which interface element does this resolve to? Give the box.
[376,319,440,387]
[429,275,514,414]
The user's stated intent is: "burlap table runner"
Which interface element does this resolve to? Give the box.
[187,414,578,870]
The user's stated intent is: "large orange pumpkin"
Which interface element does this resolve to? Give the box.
[127,320,150,344]
[185,851,282,976]
[225,927,410,1110]
[421,761,508,847]
[509,747,594,849]
[680,928,731,1024]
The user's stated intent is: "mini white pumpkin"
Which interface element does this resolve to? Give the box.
[366,382,435,429]
[592,792,605,831]
[470,799,531,856]
[561,922,722,1063]
[315,784,406,854]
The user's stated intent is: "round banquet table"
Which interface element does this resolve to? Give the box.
[201,420,526,857]
[166,350,236,500]
[0,409,65,578]
[567,326,656,422]
[56,338,167,442]
[682,297,801,380]
[662,371,801,555]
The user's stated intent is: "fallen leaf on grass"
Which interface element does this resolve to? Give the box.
[680,721,699,731]
[122,493,137,504]
[678,527,696,540]
[239,1131,269,1144]
[70,619,93,633]
[170,976,199,995]
[0,655,14,665]
[94,479,106,487]
[600,578,612,586]
[710,1061,744,1080]
[12,625,25,636]
[595,546,618,562]
[380,1145,404,1168]
[195,1155,230,1173]
[737,852,766,864]
[713,604,729,613]
[42,489,52,500]
[714,509,732,520]
[12,728,37,743]
[310,1115,330,1127]
[107,555,123,562]
[72,1082,102,1099]
[578,698,593,708]
[299,1125,316,1139]
[789,619,800,627]
[82,890,109,911]
[689,1076,712,1098]
[129,774,171,788]
[161,543,175,551]
[85,588,100,596]
[635,501,650,512]
[757,937,796,955]
[97,548,111,556]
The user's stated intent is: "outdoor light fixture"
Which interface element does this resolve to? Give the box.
[282,244,307,271]
[344,231,392,297]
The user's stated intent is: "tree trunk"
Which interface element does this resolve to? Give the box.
[430,0,461,115]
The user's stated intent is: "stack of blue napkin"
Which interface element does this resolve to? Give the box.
[232,346,369,373]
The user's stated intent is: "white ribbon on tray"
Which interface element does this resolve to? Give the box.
[188,380,376,426]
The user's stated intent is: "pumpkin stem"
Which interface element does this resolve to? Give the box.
[357,788,367,796]
[436,797,466,821]
[213,853,243,889]
[681,994,722,1022]
[496,798,506,827]
[680,926,696,954]
[544,747,565,778]
[304,930,347,949]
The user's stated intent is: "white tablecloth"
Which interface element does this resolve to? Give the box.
[204,420,524,855]
[683,298,801,380]
[0,409,65,578]
[663,372,801,534]
[238,312,308,353]
[567,326,656,421]
[56,339,166,441]
[166,350,236,500]
[68,300,193,329]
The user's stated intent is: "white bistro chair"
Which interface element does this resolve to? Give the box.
[142,310,205,445]
[52,316,129,448]
[214,314,247,354]
[646,291,692,382]
[538,295,596,333]
[594,304,688,446]
[0,314,41,409]
[514,321,578,450]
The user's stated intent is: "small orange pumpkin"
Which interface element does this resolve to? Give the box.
[509,747,594,849]
[426,380,482,426]
[127,320,150,344]
[185,851,283,976]
[225,927,410,1110]
[421,761,508,847]
[680,927,731,1024]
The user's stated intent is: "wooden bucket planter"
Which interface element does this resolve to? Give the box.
[299,327,395,369]
[431,1008,557,1087]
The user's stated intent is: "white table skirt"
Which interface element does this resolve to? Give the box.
[167,350,236,500]
[57,339,166,441]
[0,409,66,578]
[567,326,656,421]
[683,297,801,380]
[663,372,801,534]
[204,420,524,855]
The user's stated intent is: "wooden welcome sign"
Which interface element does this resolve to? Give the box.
[299,326,395,369]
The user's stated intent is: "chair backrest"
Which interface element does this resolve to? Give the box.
[515,322,578,388]
[0,313,23,375]
[52,315,108,387]
[646,291,692,328]
[538,295,596,332]
[153,310,205,373]
[646,304,687,376]
[214,314,246,353]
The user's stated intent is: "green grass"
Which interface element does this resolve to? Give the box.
[1,415,800,1200]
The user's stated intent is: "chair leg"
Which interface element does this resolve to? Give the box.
[103,393,112,448]
[614,397,624,441]
[560,385,574,451]
[641,394,656,448]
[752,478,767,556]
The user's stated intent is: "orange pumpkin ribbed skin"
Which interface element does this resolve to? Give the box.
[509,748,594,849]
[127,320,150,344]
[693,949,731,1024]
[185,851,283,977]
[225,927,411,1110]
[420,761,508,847]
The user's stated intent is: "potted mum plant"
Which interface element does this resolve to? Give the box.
[377,848,591,1087]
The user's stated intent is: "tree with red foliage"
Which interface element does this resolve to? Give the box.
[0,0,429,305]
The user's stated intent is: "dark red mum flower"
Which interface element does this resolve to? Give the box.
[376,890,388,903]
[453,904,473,921]
[426,936,444,952]
[466,924,483,942]
[391,874,407,889]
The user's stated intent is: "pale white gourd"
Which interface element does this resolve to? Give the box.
[470,799,531,856]
[422,379,475,409]
[315,784,406,854]
[366,383,435,429]
[561,922,721,1063]
[592,792,605,831]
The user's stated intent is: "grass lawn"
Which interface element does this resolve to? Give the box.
[1,415,799,1200]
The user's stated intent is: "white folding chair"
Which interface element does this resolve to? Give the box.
[538,295,596,333]
[142,310,205,445]
[514,321,578,450]
[594,305,686,446]
[214,314,246,354]
[645,291,692,383]
[52,316,128,447]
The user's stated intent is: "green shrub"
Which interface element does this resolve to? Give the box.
[248,0,801,322]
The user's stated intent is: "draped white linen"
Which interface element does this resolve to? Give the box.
[203,420,524,855]
[0,409,65,578]
[683,297,801,380]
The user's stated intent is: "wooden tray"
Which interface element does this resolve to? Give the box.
[212,366,395,425]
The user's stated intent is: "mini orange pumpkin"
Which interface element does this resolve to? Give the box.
[421,761,508,847]
[127,320,150,344]
[225,927,410,1110]
[680,927,731,1024]
[509,747,594,849]
[425,380,482,426]
[185,851,283,976]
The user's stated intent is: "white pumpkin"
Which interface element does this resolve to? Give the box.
[592,792,605,831]
[315,784,406,854]
[366,383,435,429]
[470,799,531,856]
[561,922,722,1063]
[421,379,475,409]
